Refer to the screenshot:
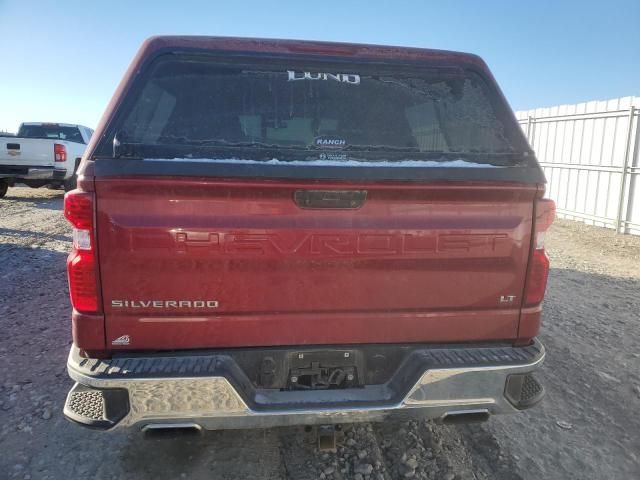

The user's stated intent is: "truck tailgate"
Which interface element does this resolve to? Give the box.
[0,138,54,166]
[96,176,536,350]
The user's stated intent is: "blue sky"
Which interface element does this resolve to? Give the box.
[0,0,638,131]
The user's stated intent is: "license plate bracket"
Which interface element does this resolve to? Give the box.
[288,349,359,390]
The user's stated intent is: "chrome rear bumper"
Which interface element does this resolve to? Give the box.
[0,165,66,180]
[64,340,545,430]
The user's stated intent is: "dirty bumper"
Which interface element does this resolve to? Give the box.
[64,340,545,430]
[0,165,66,180]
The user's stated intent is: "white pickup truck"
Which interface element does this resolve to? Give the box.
[0,122,93,198]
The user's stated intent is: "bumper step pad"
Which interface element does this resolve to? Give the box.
[68,389,105,420]
[505,373,545,409]
[63,383,129,429]
[70,341,544,379]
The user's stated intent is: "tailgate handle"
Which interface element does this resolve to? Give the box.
[6,143,20,150]
[294,190,367,209]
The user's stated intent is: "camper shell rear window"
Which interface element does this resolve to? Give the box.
[95,53,533,167]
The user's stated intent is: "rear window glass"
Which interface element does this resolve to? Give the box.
[19,124,85,144]
[98,55,529,164]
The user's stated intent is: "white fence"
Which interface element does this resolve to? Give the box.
[516,96,640,235]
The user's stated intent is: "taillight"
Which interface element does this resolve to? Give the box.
[54,143,67,162]
[525,198,556,306]
[64,191,93,231]
[68,251,98,312]
[64,190,100,313]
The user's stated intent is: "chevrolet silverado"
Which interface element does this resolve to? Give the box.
[62,36,555,431]
[0,122,93,197]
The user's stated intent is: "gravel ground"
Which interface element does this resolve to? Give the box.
[1,186,639,480]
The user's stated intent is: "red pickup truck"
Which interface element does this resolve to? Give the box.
[62,36,554,431]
